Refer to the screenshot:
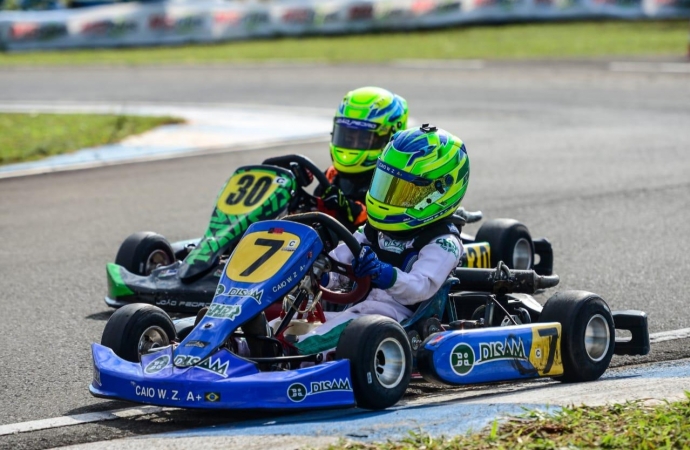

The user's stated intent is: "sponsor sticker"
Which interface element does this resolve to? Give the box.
[174,355,230,377]
[380,237,407,254]
[281,240,298,252]
[144,354,171,374]
[478,337,527,364]
[216,287,263,304]
[450,337,530,376]
[450,343,475,375]
[287,383,308,402]
[287,379,352,402]
[334,117,379,130]
[435,238,459,258]
[204,392,221,402]
[185,340,208,348]
[206,303,242,320]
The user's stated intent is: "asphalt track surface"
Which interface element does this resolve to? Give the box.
[1,61,689,449]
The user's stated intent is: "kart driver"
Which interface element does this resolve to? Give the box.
[296,124,470,355]
[315,86,409,232]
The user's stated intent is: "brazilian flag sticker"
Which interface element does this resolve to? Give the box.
[204,392,221,402]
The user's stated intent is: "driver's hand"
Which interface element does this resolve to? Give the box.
[352,246,396,290]
[321,185,363,226]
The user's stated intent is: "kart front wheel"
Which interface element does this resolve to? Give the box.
[115,232,174,276]
[539,291,615,383]
[475,219,534,270]
[101,304,176,362]
[336,316,411,410]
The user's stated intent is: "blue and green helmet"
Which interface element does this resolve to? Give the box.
[365,124,470,233]
[330,87,409,174]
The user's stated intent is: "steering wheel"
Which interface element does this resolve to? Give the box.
[284,212,371,305]
[262,154,332,191]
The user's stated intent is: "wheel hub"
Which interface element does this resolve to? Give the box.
[512,238,532,269]
[138,325,170,357]
[375,338,406,389]
[145,250,172,275]
[584,314,610,362]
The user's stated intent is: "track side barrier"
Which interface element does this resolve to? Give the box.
[1,0,689,52]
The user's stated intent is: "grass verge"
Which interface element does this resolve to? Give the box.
[331,393,690,449]
[0,20,687,66]
[0,113,182,165]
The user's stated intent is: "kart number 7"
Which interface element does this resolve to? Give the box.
[226,231,301,283]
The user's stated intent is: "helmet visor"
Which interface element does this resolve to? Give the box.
[332,118,390,151]
[369,161,443,210]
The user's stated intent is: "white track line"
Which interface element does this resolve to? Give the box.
[0,406,168,437]
[1,327,688,437]
[649,327,690,343]
[609,62,690,74]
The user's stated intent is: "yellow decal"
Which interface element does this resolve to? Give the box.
[226,231,300,283]
[466,243,491,268]
[217,170,284,216]
[529,323,564,376]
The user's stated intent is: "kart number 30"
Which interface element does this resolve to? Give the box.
[226,231,301,283]
[217,171,283,216]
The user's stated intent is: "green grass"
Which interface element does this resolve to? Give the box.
[0,20,687,66]
[0,113,182,165]
[331,394,690,449]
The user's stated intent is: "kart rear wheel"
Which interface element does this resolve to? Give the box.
[475,219,534,270]
[539,291,614,383]
[115,232,174,276]
[101,304,176,362]
[336,316,411,410]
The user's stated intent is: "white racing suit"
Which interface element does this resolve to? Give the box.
[294,225,463,355]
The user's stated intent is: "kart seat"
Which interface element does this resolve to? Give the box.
[400,277,458,333]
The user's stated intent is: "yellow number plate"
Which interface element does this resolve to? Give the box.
[528,323,564,376]
[465,243,491,268]
[217,170,284,216]
[226,231,300,283]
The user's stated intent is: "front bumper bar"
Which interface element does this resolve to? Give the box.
[90,344,355,410]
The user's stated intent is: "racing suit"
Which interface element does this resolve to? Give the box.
[295,222,463,355]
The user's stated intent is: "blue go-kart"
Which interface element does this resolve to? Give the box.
[90,212,649,410]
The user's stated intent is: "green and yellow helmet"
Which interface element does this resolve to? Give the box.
[365,124,470,233]
[330,87,409,175]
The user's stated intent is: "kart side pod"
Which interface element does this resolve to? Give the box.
[417,323,565,386]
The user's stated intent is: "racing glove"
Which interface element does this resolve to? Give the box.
[320,185,364,227]
[352,246,397,290]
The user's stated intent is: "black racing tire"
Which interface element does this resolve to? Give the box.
[470,305,505,326]
[539,291,615,383]
[336,316,412,410]
[101,304,176,362]
[115,232,175,276]
[474,219,534,270]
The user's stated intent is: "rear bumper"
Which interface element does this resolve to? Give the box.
[612,310,650,356]
[532,238,553,276]
[90,344,356,410]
